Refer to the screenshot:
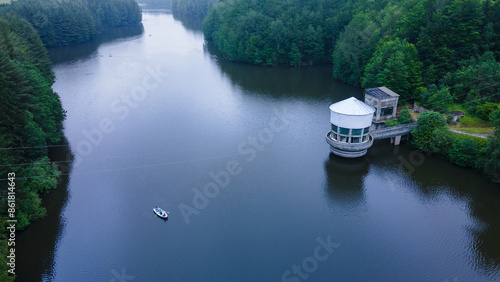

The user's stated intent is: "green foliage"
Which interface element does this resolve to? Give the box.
[384,119,400,127]
[476,102,499,120]
[12,157,61,230]
[409,111,495,179]
[429,127,456,155]
[173,0,218,18]
[427,87,453,113]
[479,136,500,181]
[203,0,355,67]
[417,0,485,84]
[22,111,47,160]
[333,4,404,85]
[288,42,302,68]
[362,37,423,99]
[201,0,500,108]
[0,13,65,276]
[201,0,500,113]
[383,107,413,126]
[448,103,467,113]
[0,0,142,47]
[412,124,492,176]
[490,109,500,125]
[420,84,453,112]
[394,0,429,44]
[440,52,500,106]
[412,111,447,152]
[448,137,478,167]
[483,0,500,59]
[478,109,500,181]
[398,107,413,124]
[460,115,486,126]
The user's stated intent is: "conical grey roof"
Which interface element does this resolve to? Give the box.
[329,97,375,116]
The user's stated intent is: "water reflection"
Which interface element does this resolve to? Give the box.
[16,137,73,281]
[204,42,362,101]
[172,13,204,32]
[142,8,172,16]
[22,9,500,280]
[139,0,172,9]
[470,197,500,276]
[47,24,144,65]
[369,141,500,276]
[323,154,369,210]
[414,162,500,276]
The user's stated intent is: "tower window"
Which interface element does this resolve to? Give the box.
[352,129,362,136]
[331,124,338,133]
[339,127,350,135]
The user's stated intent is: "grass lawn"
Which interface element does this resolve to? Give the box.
[449,116,494,135]
[445,103,495,135]
[448,103,468,113]
[449,125,494,135]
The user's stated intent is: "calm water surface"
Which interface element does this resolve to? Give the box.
[17,9,500,282]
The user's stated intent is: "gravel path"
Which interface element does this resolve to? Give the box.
[449,129,489,139]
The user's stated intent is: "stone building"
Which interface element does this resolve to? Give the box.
[364,87,400,123]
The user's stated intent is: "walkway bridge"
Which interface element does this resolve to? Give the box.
[370,122,417,145]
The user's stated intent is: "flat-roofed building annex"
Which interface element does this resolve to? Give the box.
[364,86,400,123]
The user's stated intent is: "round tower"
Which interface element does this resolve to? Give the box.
[326,97,375,158]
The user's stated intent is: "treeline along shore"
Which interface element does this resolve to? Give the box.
[0,0,142,280]
[189,0,500,183]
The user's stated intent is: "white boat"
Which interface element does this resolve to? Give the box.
[153,207,168,219]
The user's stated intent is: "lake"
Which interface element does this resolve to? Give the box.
[16,8,500,282]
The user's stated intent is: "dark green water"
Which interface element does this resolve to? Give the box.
[16,9,500,282]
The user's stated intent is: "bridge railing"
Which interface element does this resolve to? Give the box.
[371,122,417,140]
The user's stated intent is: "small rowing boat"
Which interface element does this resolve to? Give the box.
[153,206,168,219]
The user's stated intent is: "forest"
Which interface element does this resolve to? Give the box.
[203,0,500,89]
[0,13,64,281]
[0,0,142,47]
[0,1,142,280]
[141,0,172,7]
[172,0,218,17]
[201,0,500,181]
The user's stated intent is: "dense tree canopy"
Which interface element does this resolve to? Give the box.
[362,37,423,98]
[0,13,66,280]
[195,0,500,180]
[479,110,500,181]
[172,0,218,18]
[332,3,403,85]
[201,0,500,104]
[0,0,142,47]
[0,2,145,278]
[0,14,65,230]
[203,0,356,66]
[411,111,447,152]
